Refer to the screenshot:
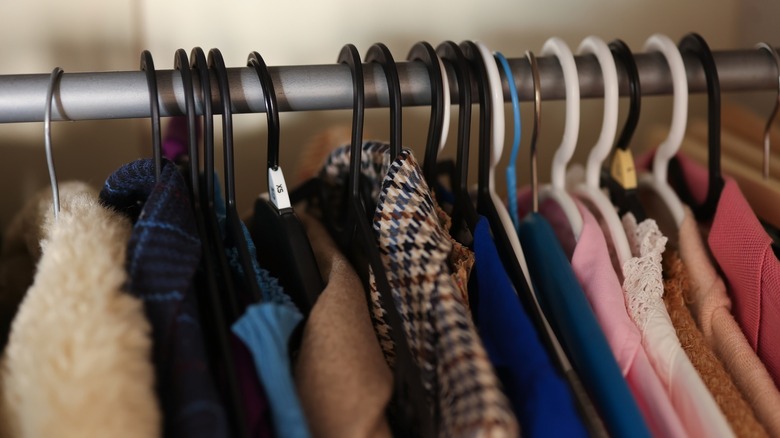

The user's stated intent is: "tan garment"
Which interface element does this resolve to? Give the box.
[663,249,768,438]
[678,208,780,437]
[434,204,475,308]
[0,183,159,438]
[294,212,393,438]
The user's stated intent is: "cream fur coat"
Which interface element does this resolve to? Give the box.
[0,182,160,437]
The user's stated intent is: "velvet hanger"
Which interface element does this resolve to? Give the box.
[173,48,248,438]
[435,41,479,240]
[669,33,725,222]
[208,48,266,307]
[407,41,449,189]
[247,50,323,316]
[190,47,243,320]
[602,39,647,222]
[140,50,162,181]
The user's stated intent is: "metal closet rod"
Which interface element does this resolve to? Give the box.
[0,47,777,123]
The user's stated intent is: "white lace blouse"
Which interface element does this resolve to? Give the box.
[621,214,734,438]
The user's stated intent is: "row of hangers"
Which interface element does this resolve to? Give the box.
[33,33,780,437]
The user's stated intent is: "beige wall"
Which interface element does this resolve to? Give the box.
[0,0,745,229]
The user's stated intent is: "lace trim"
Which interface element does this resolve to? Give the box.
[621,213,668,331]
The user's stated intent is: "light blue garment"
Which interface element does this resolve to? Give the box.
[518,213,651,438]
[214,179,310,438]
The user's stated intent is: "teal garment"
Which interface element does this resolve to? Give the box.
[518,213,651,438]
[213,181,309,438]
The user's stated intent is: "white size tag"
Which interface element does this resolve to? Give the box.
[268,166,292,211]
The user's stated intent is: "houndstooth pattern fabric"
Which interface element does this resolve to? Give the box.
[319,143,517,438]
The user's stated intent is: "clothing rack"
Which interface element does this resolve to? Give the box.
[0,48,777,123]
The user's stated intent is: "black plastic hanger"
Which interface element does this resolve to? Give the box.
[670,33,725,221]
[435,41,479,239]
[407,42,446,190]
[208,48,267,306]
[140,50,162,180]
[189,47,243,320]
[173,48,248,438]
[458,40,557,350]
[366,43,402,159]
[602,39,647,221]
[246,50,323,316]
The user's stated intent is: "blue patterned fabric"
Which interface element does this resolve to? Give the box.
[100,158,229,438]
[212,180,309,438]
[518,213,651,438]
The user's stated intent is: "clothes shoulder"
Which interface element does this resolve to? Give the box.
[708,179,780,387]
[100,159,229,437]
[518,212,650,438]
[319,143,518,437]
[662,248,768,437]
[294,211,393,438]
[678,207,780,437]
[621,213,734,438]
[472,216,587,438]
[1,182,159,438]
[536,196,685,438]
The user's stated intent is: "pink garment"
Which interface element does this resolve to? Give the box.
[639,151,780,386]
[638,150,780,436]
[518,191,688,438]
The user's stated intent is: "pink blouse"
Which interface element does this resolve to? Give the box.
[519,192,688,438]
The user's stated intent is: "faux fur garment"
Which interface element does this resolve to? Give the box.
[0,183,160,438]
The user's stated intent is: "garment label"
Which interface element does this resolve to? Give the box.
[610,149,638,190]
[268,166,292,211]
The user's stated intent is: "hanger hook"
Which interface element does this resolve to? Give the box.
[757,42,780,180]
[173,48,201,206]
[247,51,280,171]
[140,50,162,180]
[609,39,641,151]
[44,67,63,220]
[366,43,402,159]
[248,51,292,211]
[337,44,366,201]
[678,32,724,220]
[436,41,472,196]
[526,51,541,213]
[495,51,522,228]
[407,41,448,187]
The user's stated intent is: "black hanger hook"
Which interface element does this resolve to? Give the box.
[173,49,201,205]
[407,41,445,187]
[140,50,162,180]
[207,49,238,208]
[436,41,472,197]
[459,40,491,200]
[247,51,281,172]
[190,47,216,207]
[677,32,724,221]
[337,44,366,202]
[609,40,641,151]
[365,43,402,159]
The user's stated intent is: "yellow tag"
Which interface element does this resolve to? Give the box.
[610,149,638,190]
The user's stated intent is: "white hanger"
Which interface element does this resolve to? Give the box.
[437,56,451,152]
[571,36,633,266]
[539,37,584,239]
[474,41,533,287]
[638,34,687,228]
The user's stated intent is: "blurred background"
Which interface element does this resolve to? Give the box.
[0,0,776,229]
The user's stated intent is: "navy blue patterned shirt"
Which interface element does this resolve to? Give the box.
[100,159,229,438]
